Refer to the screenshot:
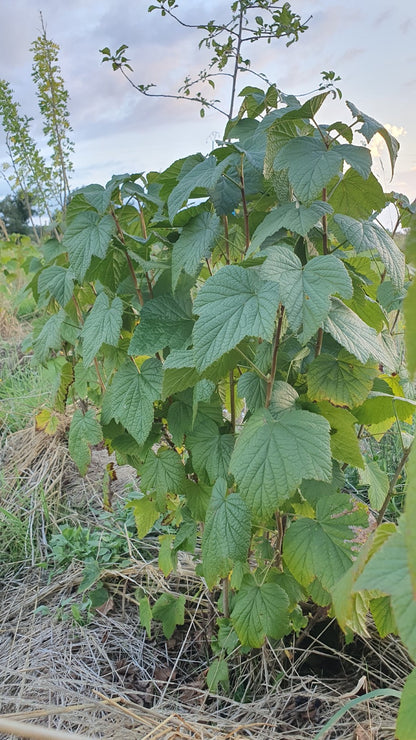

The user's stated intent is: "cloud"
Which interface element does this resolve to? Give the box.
[369,124,406,158]
[0,0,415,202]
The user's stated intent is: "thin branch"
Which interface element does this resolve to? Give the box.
[223,215,230,264]
[93,358,106,394]
[315,327,324,357]
[229,370,236,433]
[111,207,144,305]
[119,66,227,117]
[138,202,154,298]
[222,576,230,618]
[322,187,329,255]
[235,347,268,382]
[265,305,284,408]
[228,1,244,121]
[240,163,251,255]
[376,444,412,525]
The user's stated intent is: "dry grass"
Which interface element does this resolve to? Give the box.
[0,414,411,739]
[0,557,408,739]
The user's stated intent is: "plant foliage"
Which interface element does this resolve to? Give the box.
[19,4,416,734]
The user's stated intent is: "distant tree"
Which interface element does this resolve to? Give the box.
[31,12,74,211]
[0,13,74,241]
[0,192,33,235]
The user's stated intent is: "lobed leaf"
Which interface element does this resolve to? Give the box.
[68,408,103,475]
[230,408,332,518]
[355,523,416,661]
[140,447,185,498]
[172,212,220,290]
[187,418,234,483]
[63,211,115,281]
[193,265,279,372]
[261,248,352,342]
[250,200,333,251]
[284,493,369,592]
[129,295,194,356]
[334,214,405,289]
[105,358,162,445]
[202,478,251,588]
[230,574,290,648]
[38,265,75,307]
[81,292,123,366]
[307,350,377,407]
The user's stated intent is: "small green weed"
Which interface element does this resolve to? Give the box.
[49,524,133,572]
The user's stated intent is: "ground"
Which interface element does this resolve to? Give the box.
[0,331,410,740]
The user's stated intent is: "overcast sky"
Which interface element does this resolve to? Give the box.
[0,0,415,222]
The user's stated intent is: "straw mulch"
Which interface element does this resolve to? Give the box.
[0,424,412,739]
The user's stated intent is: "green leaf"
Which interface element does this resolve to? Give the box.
[317,401,364,468]
[202,478,251,588]
[33,310,66,363]
[63,211,115,281]
[138,595,152,638]
[346,100,399,175]
[230,574,290,648]
[91,245,128,292]
[336,144,372,179]
[167,396,193,446]
[268,381,299,417]
[344,278,387,332]
[168,156,225,221]
[68,409,103,475]
[209,173,241,216]
[307,350,377,407]
[284,493,368,592]
[162,350,200,398]
[127,496,160,538]
[274,137,343,203]
[106,358,162,445]
[129,295,193,356]
[158,533,176,575]
[38,266,75,307]
[332,522,395,633]
[172,212,220,290]
[78,561,101,593]
[396,668,416,740]
[359,461,389,510]
[187,419,234,483]
[404,279,416,379]
[250,201,333,251]
[370,596,396,638]
[183,479,212,522]
[152,592,186,639]
[140,447,185,499]
[261,248,352,342]
[355,524,416,660]
[76,183,113,213]
[324,298,385,365]
[329,169,386,220]
[193,265,279,372]
[237,371,266,412]
[353,395,415,428]
[230,408,332,517]
[334,215,405,289]
[81,293,123,366]
[207,658,229,693]
[405,444,416,597]
[55,362,74,412]
[279,92,330,120]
